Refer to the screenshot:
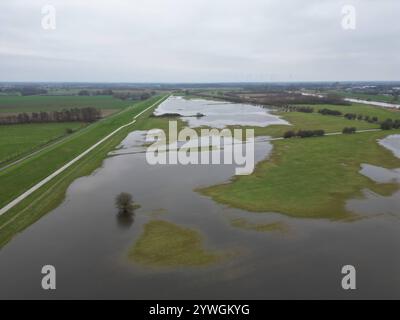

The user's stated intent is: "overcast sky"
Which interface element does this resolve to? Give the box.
[0,0,399,82]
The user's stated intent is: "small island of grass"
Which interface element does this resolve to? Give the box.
[199,131,400,220]
[129,220,220,267]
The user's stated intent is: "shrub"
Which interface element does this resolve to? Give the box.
[342,127,356,134]
[283,130,296,139]
[318,108,342,116]
[381,119,394,130]
[296,129,325,138]
[344,113,357,120]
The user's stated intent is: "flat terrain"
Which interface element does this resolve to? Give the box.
[200,130,400,220]
[131,97,400,220]
[224,102,400,139]
[0,122,85,164]
[0,95,133,113]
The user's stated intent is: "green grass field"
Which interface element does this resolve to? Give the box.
[0,95,168,247]
[238,110,379,138]
[228,102,399,138]
[200,130,400,220]
[0,122,86,164]
[312,103,400,120]
[0,95,133,113]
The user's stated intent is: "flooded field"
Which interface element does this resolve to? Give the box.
[0,99,400,299]
[154,96,289,128]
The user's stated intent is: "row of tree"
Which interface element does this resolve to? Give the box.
[78,89,114,96]
[284,129,325,139]
[381,119,400,130]
[281,105,314,113]
[319,108,383,124]
[112,92,153,101]
[318,108,343,116]
[0,107,101,125]
[343,113,379,122]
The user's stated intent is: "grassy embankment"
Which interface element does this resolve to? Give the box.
[129,220,220,267]
[0,95,169,247]
[0,122,86,164]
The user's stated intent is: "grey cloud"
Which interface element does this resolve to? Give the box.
[0,0,399,82]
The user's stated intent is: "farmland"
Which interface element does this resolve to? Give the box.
[0,95,133,113]
[0,122,86,164]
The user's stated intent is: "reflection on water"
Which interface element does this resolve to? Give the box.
[116,211,135,230]
[359,164,400,183]
[347,135,400,217]
[379,134,400,158]
[154,96,289,128]
[0,120,400,299]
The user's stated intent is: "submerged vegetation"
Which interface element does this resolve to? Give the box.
[231,218,288,233]
[129,220,220,267]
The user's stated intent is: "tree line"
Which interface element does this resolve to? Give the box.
[281,105,314,113]
[284,129,325,139]
[318,108,343,116]
[0,107,101,125]
[317,108,394,127]
[381,119,400,130]
[112,92,153,101]
[78,89,114,96]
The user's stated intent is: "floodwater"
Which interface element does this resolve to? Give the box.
[301,92,400,109]
[345,98,400,110]
[154,96,289,128]
[0,100,400,299]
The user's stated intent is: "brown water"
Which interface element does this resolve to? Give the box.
[0,110,400,299]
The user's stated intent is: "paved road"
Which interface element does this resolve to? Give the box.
[0,96,166,216]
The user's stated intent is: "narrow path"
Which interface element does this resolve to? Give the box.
[0,96,166,217]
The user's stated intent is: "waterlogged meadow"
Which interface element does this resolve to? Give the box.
[1,97,400,299]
